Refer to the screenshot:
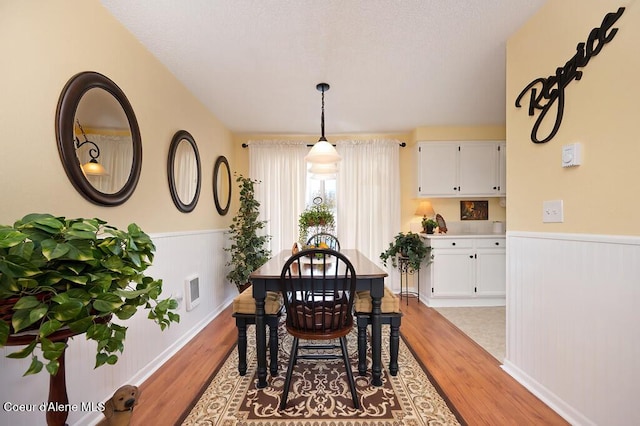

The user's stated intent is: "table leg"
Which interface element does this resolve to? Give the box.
[370,295,383,386]
[46,340,69,426]
[254,296,268,388]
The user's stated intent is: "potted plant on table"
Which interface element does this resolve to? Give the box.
[0,213,180,376]
[380,231,431,272]
[225,174,272,293]
[422,218,438,234]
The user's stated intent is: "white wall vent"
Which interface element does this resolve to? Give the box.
[185,275,200,311]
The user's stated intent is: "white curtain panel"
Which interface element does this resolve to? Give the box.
[336,139,401,290]
[249,141,308,255]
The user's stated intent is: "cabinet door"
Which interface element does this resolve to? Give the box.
[417,143,458,196]
[475,249,506,296]
[431,250,475,297]
[458,143,498,195]
[497,143,506,196]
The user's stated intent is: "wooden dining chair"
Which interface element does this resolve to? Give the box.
[231,285,283,376]
[279,248,359,410]
[306,232,341,251]
[353,286,402,376]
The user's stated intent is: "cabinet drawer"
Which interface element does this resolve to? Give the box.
[429,238,474,249]
[475,238,506,248]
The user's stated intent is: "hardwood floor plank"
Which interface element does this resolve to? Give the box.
[122,301,568,425]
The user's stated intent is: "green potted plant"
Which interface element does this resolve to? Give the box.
[225,174,271,293]
[298,200,335,244]
[380,232,431,271]
[0,213,179,376]
[422,218,438,234]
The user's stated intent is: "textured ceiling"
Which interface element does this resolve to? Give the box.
[100,0,546,135]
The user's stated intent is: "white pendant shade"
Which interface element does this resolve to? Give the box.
[309,162,338,174]
[304,140,341,164]
[81,161,108,176]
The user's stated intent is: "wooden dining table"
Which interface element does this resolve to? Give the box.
[250,249,388,388]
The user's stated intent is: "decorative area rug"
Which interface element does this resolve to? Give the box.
[182,322,460,425]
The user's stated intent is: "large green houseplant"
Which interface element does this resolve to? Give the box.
[380,231,431,271]
[0,213,179,376]
[298,200,335,244]
[225,174,271,292]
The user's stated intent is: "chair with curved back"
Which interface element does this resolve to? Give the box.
[279,248,359,410]
[306,232,341,251]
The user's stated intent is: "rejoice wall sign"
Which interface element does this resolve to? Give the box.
[515,7,625,144]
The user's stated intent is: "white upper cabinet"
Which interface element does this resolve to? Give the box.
[416,141,505,197]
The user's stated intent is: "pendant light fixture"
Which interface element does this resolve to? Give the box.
[74,120,108,176]
[304,83,341,164]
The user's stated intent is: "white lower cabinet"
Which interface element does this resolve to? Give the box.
[421,236,506,306]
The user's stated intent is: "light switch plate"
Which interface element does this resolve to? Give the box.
[543,200,564,223]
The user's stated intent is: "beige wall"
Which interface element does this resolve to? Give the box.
[0,0,234,233]
[507,0,639,235]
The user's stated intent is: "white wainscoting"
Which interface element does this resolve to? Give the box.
[504,231,640,426]
[0,229,234,426]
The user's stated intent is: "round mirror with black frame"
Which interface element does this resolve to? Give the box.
[213,155,231,215]
[167,130,201,213]
[55,71,142,206]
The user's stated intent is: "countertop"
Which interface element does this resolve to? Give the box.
[419,233,505,239]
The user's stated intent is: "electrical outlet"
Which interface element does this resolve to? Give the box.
[543,200,564,223]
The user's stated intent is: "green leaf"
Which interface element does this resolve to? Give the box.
[12,305,48,333]
[13,295,42,310]
[41,239,70,260]
[95,352,108,368]
[50,301,84,321]
[0,256,41,278]
[0,228,27,248]
[87,323,111,341]
[24,356,44,376]
[106,354,118,365]
[45,359,60,376]
[93,294,124,312]
[6,341,37,359]
[39,319,63,337]
[67,316,95,333]
[115,304,137,320]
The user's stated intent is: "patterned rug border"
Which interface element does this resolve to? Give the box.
[180,324,462,425]
[397,333,464,424]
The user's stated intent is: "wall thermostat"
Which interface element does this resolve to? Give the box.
[561,143,582,167]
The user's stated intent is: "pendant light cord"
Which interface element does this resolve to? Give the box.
[319,86,326,141]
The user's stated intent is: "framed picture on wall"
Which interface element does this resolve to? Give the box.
[460,200,488,220]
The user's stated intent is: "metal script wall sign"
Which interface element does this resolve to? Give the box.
[515,7,625,144]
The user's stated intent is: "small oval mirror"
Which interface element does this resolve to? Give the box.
[167,130,201,212]
[56,71,142,206]
[213,156,231,215]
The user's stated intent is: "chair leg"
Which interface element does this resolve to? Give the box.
[280,337,299,410]
[340,336,360,410]
[389,317,401,376]
[236,318,248,376]
[268,318,279,376]
[357,318,368,376]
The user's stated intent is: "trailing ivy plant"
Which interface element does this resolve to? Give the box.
[379,231,431,272]
[298,201,335,244]
[225,174,272,292]
[0,213,179,376]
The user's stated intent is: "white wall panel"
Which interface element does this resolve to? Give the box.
[0,229,233,426]
[504,232,640,426]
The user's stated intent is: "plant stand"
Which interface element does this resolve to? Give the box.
[398,256,420,305]
[6,330,78,426]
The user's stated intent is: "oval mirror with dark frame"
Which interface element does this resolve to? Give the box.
[56,71,142,206]
[213,156,231,215]
[167,130,202,213]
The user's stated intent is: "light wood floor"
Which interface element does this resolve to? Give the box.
[125,301,568,426]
